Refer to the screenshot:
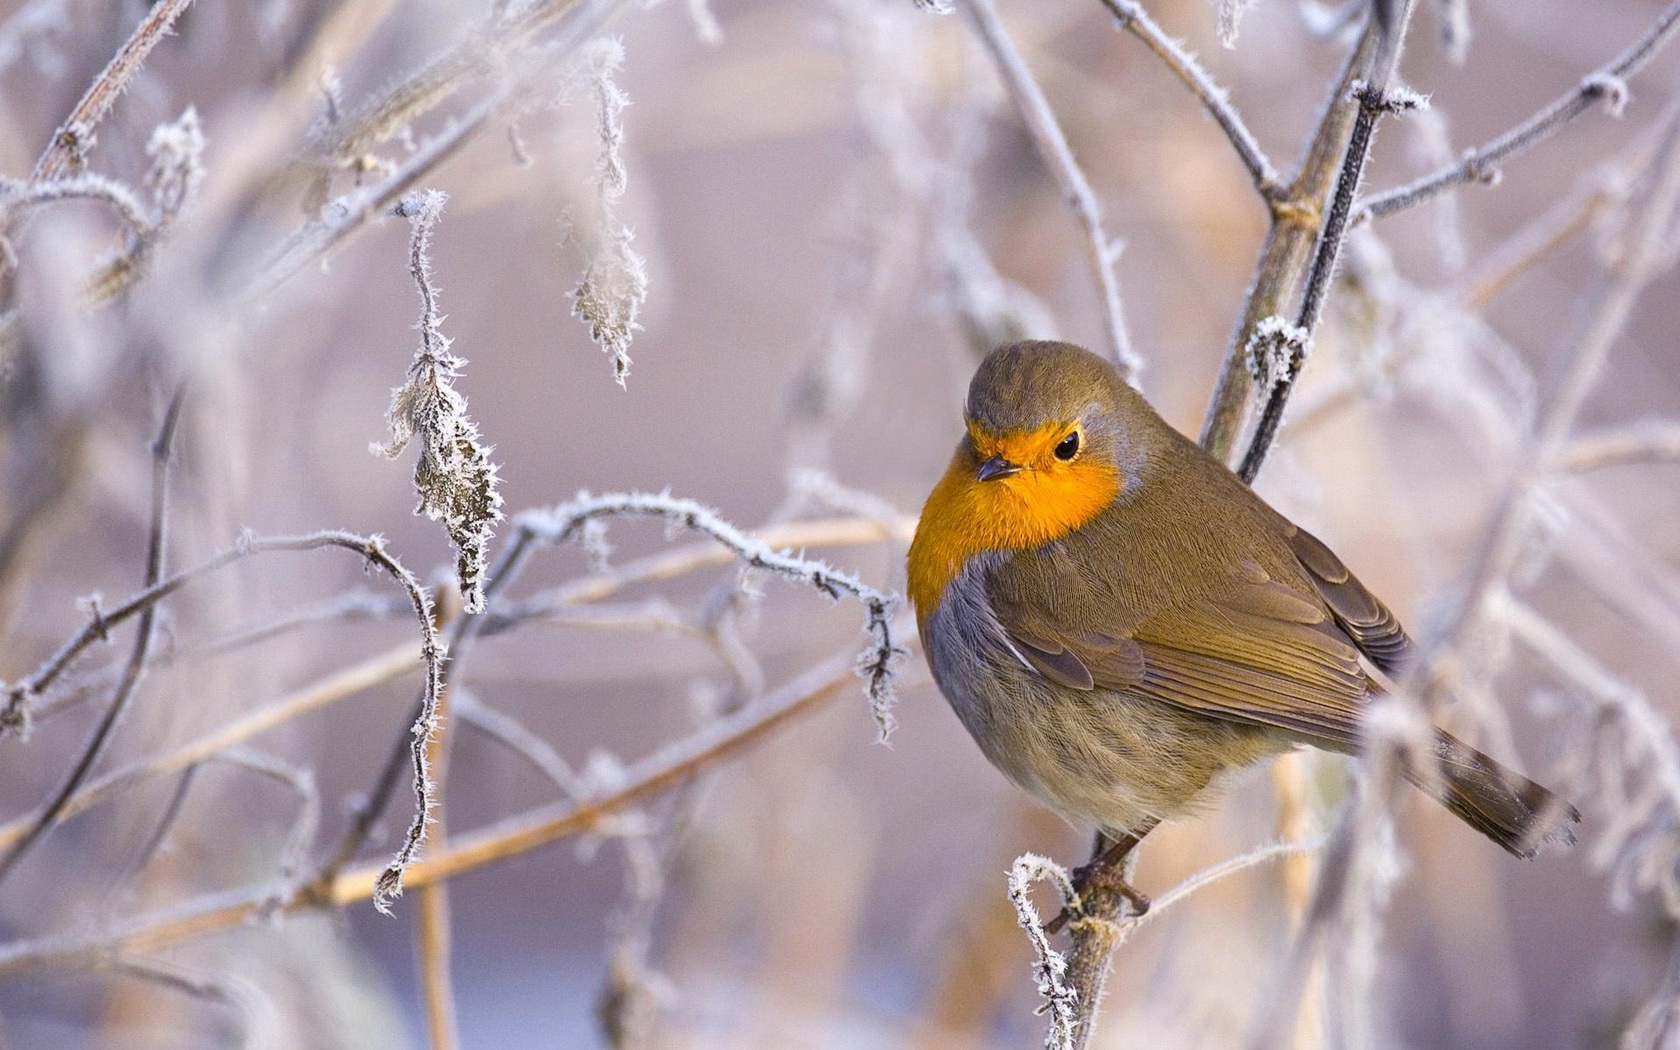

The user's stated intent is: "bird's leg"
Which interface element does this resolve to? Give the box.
[1044,819,1159,935]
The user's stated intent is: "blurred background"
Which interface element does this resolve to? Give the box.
[1,0,1678,1046]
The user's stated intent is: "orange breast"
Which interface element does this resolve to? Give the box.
[907,445,1120,619]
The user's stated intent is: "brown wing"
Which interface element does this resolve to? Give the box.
[994,570,1372,752]
[1284,524,1414,675]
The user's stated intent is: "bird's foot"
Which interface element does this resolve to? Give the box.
[1043,860,1150,935]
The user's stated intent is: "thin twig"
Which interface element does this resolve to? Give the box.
[498,493,904,740]
[1357,0,1680,222]
[0,651,878,974]
[0,527,444,910]
[0,389,184,885]
[1097,0,1280,198]
[958,0,1139,379]
[1558,419,1680,472]
[109,956,274,1050]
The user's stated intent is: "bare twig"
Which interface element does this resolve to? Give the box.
[1199,18,1382,459]
[1357,0,1680,222]
[0,388,184,885]
[958,0,1139,379]
[1238,76,1425,482]
[0,651,878,973]
[499,493,904,740]
[1558,419,1680,472]
[1097,0,1280,198]
[109,956,275,1050]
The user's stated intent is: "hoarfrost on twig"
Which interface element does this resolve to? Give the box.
[568,39,648,387]
[1007,853,1080,1050]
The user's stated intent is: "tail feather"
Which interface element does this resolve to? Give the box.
[1407,730,1580,859]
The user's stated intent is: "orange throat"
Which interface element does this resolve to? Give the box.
[907,444,1119,619]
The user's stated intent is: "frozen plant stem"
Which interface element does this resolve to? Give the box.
[570,39,648,386]
[29,0,198,183]
[958,0,1139,380]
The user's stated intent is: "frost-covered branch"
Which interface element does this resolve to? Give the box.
[28,0,198,183]
[1007,854,1080,1050]
[1098,0,1279,198]
[503,492,904,739]
[1357,0,1680,222]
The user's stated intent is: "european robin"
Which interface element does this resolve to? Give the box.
[908,341,1577,902]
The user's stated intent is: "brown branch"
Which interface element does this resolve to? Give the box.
[0,652,875,975]
[1198,18,1382,460]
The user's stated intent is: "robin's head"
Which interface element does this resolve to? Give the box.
[908,342,1158,614]
[962,341,1151,496]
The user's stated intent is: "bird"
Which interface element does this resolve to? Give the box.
[907,340,1578,910]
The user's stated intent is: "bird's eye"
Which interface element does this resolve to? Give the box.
[1054,431,1081,461]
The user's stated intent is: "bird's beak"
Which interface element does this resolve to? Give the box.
[977,455,1021,482]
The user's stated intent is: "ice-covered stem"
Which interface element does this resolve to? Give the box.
[569,38,648,387]
[1357,0,1680,222]
[374,190,504,616]
[1007,854,1080,1050]
[1098,0,1280,198]
[504,492,904,740]
[957,0,1139,381]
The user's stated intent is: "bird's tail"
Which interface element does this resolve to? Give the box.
[1405,730,1580,859]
